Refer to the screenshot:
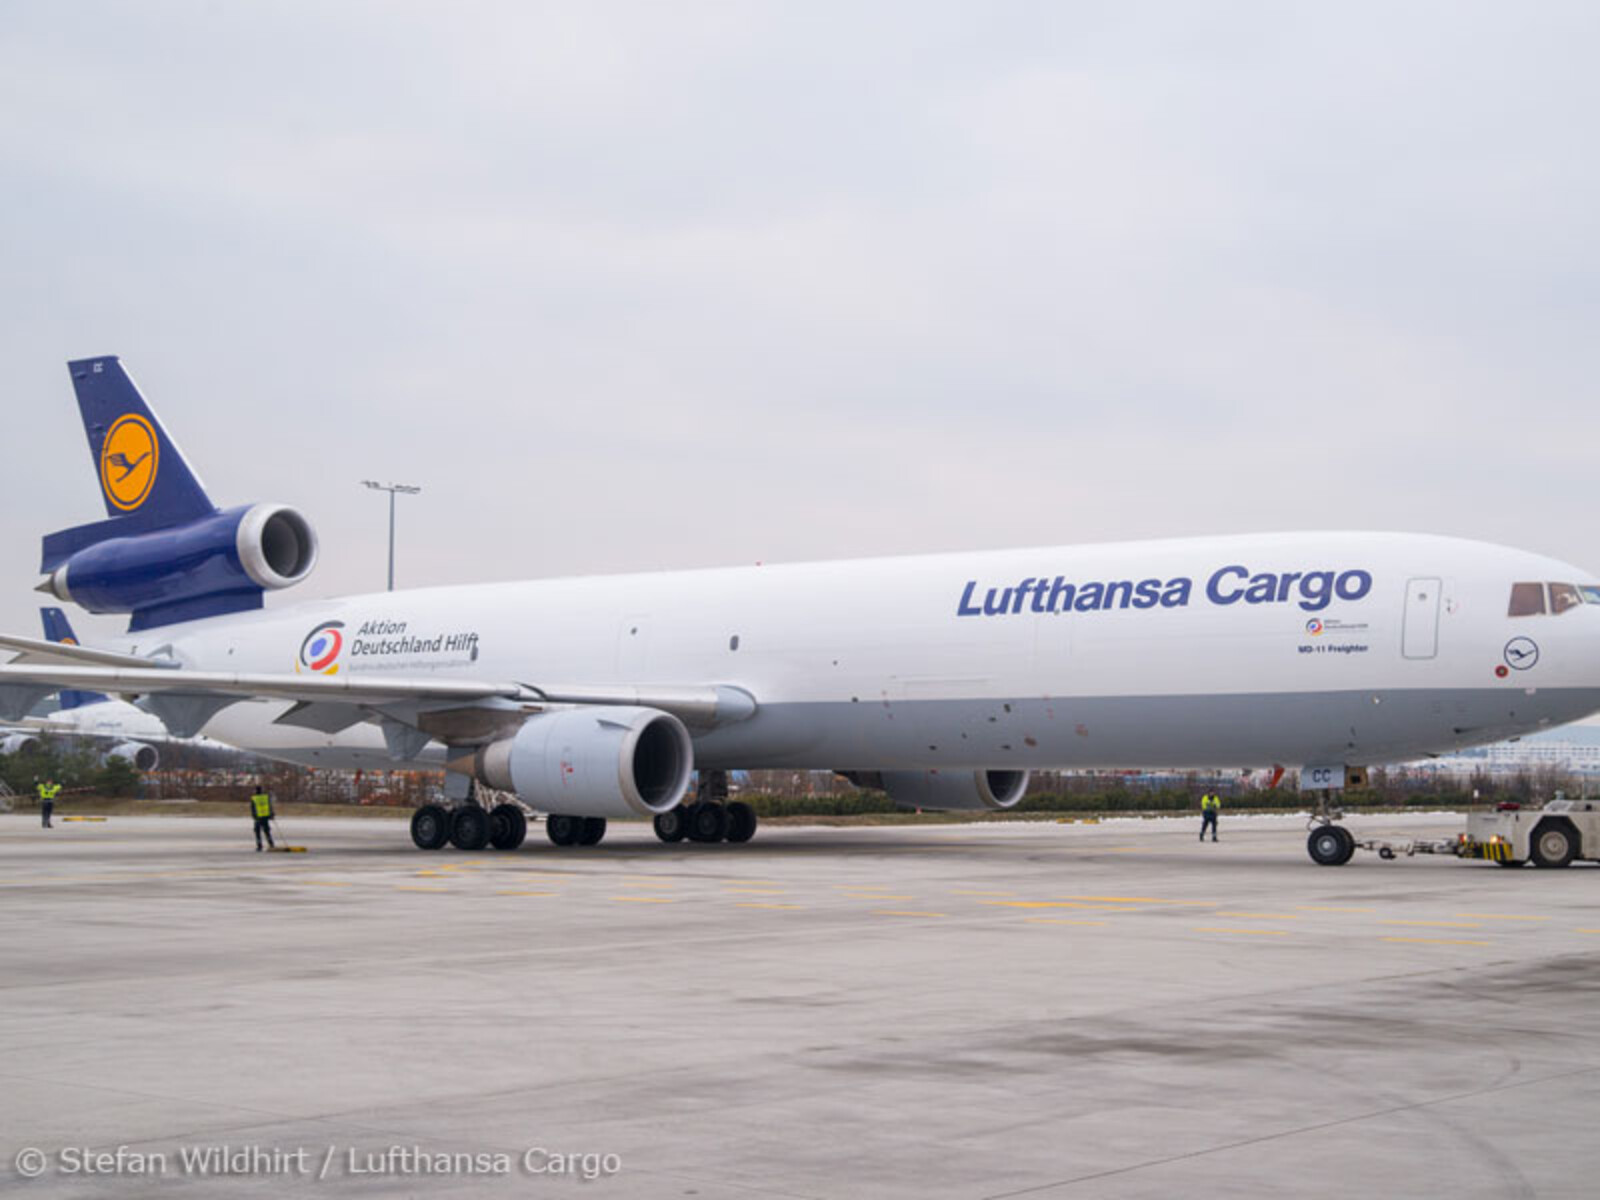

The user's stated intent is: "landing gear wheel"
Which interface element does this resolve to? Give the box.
[449,805,491,851]
[410,803,451,850]
[725,801,758,844]
[1307,824,1355,866]
[653,807,688,843]
[578,817,607,846]
[686,801,730,843]
[546,814,583,847]
[488,803,528,850]
[1531,821,1577,869]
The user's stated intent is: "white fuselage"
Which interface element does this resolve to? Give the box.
[101,532,1600,774]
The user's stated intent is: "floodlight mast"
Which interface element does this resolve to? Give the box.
[360,480,422,591]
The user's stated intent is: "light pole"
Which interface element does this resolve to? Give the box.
[361,480,421,591]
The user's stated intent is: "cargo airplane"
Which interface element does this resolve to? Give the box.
[3,357,1598,864]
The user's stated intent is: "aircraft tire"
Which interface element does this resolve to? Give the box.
[686,801,730,844]
[725,801,758,844]
[1530,820,1578,869]
[449,805,491,851]
[1307,825,1354,866]
[653,807,688,843]
[411,804,452,851]
[489,804,527,850]
[546,814,583,847]
[578,817,607,846]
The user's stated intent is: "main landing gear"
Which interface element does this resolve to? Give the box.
[410,784,531,852]
[1305,789,1356,866]
[653,770,759,845]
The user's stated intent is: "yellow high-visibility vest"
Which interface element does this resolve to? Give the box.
[251,793,272,819]
[1202,794,1221,811]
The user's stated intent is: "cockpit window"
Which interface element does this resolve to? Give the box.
[1582,585,1600,606]
[1508,582,1545,616]
[1550,583,1583,615]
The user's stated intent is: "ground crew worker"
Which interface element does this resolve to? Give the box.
[250,782,275,851]
[1199,792,1220,842]
[38,778,60,828]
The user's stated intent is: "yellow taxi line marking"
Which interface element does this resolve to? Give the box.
[1380,920,1483,929]
[497,890,559,897]
[1193,927,1291,937]
[1454,913,1550,922]
[1383,937,1493,946]
[1574,928,1600,934]
[1023,918,1107,926]
[1063,895,1211,906]
[736,902,805,910]
[609,896,675,904]
[1216,912,1300,920]
[1297,905,1375,913]
[873,910,947,918]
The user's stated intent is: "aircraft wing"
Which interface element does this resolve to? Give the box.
[0,660,756,751]
[0,631,171,670]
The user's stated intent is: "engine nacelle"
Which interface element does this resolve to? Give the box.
[849,768,1030,812]
[41,503,318,630]
[0,733,41,756]
[466,706,693,819]
[104,741,159,771]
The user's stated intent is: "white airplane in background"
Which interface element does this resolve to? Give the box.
[3,356,1599,865]
[0,607,234,770]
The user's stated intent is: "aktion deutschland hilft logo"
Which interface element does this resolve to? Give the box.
[99,414,160,511]
[297,621,345,675]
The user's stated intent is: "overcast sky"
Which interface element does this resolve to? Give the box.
[2,2,1597,641]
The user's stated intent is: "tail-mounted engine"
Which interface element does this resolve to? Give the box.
[40,503,318,631]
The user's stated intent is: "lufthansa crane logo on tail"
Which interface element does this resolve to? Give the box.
[297,621,345,675]
[99,415,159,511]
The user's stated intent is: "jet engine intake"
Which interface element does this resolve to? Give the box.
[846,768,1030,812]
[466,706,693,819]
[104,741,159,771]
[0,733,41,755]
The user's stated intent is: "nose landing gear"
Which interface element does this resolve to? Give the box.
[1306,788,1355,866]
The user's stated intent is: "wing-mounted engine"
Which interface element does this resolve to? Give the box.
[457,706,694,819]
[0,732,41,755]
[845,768,1030,812]
[40,503,318,630]
[104,741,159,771]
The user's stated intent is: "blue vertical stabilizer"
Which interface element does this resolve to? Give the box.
[40,607,108,710]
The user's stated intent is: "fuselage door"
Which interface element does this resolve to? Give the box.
[1401,577,1441,660]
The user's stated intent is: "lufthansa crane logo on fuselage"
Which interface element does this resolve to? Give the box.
[1503,636,1539,671]
[99,415,159,511]
[297,621,346,675]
